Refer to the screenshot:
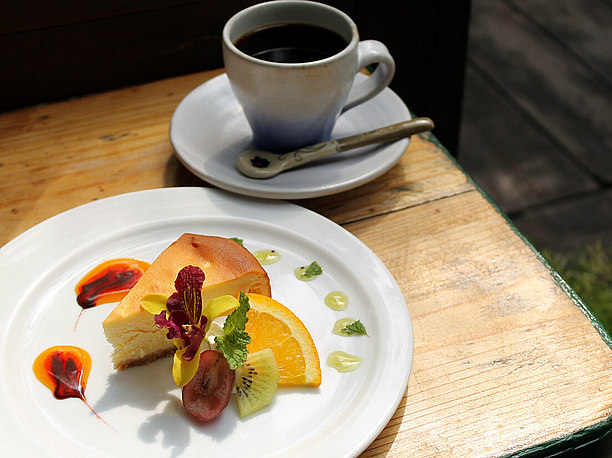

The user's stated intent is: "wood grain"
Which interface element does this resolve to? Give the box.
[466,0,612,183]
[458,64,598,214]
[458,0,612,256]
[514,188,612,252]
[300,134,474,225]
[1,68,610,456]
[512,0,612,86]
[351,191,612,455]
[0,67,467,246]
[0,69,222,246]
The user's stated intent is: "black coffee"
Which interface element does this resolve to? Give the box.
[234,23,349,63]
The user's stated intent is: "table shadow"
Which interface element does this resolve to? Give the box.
[93,359,236,457]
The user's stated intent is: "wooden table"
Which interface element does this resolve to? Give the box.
[1,68,611,456]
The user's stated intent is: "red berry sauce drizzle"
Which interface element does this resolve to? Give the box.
[73,258,150,329]
[33,346,113,429]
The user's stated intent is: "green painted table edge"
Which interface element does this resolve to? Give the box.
[421,129,612,455]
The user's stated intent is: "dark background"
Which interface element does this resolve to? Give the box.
[0,0,470,154]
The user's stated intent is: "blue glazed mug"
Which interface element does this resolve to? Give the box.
[222,0,395,153]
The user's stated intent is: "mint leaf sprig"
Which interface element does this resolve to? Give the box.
[215,291,251,369]
[341,320,368,336]
[304,261,322,277]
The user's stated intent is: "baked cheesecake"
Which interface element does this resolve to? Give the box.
[102,234,271,370]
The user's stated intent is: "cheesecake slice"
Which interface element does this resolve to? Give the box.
[102,234,271,370]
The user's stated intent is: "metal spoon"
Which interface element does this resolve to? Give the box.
[236,117,434,179]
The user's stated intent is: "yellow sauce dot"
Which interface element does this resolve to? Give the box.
[253,249,281,265]
[325,291,348,311]
[332,318,357,336]
[327,351,362,372]
[294,266,316,281]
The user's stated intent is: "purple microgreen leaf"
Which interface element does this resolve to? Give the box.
[154,311,183,340]
[174,266,205,323]
[198,314,208,330]
[181,326,205,361]
[149,265,213,387]
[166,292,183,313]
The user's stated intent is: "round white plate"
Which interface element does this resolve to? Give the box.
[170,73,411,199]
[0,187,413,457]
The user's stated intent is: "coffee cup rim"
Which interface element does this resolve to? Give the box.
[222,0,359,67]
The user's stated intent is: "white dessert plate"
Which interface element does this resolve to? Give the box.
[0,187,413,457]
[170,73,411,199]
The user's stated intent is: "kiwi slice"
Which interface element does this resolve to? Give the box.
[234,348,280,417]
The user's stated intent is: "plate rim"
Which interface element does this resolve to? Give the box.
[0,187,413,457]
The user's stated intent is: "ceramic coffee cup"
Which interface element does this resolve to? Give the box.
[222,0,395,153]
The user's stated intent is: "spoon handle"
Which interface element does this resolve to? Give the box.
[336,117,434,152]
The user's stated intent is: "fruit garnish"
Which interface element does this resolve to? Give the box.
[140,267,320,422]
[244,293,321,386]
[182,350,235,422]
[235,348,280,418]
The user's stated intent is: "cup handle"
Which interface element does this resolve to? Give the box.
[341,40,396,113]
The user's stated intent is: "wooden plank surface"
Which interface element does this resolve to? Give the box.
[458,0,612,256]
[466,0,612,183]
[1,68,611,456]
[0,68,470,246]
[300,134,474,225]
[512,0,612,86]
[0,69,223,247]
[458,64,598,214]
[514,188,612,252]
[353,191,612,456]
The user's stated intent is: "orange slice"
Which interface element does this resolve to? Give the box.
[245,293,321,387]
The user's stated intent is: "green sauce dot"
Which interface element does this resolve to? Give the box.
[327,351,362,372]
[253,249,281,265]
[325,291,348,311]
[294,266,316,281]
[332,318,356,336]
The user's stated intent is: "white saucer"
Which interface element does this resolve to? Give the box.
[170,73,411,199]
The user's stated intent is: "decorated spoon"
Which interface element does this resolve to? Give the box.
[236,117,434,179]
